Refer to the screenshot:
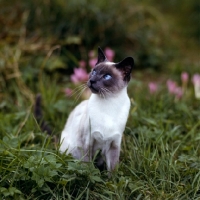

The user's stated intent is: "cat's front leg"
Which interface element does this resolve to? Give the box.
[82,137,95,162]
[106,141,120,173]
[83,144,94,162]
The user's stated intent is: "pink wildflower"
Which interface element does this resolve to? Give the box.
[70,74,79,84]
[166,80,177,94]
[192,74,200,85]
[89,58,97,68]
[88,50,95,58]
[70,68,88,84]
[181,72,189,84]
[64,88,72,96]
[174,87,183,99]
[79,60,86,68]
[104,47,115,62]
[167,79,183,99]
[192,74,200,99]
[148,82,158,94]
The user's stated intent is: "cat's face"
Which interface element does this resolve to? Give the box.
[87,47,134,96]
[88,63,125,94]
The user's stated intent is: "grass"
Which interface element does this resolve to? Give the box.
[0,69,200,199]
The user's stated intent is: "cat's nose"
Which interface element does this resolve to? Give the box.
[90,80,96,85]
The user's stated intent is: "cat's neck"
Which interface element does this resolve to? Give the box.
[90,86,128,101]
[88,86,130,125]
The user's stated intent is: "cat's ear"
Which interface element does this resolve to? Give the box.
[115,57,134,82]
[96,47,107,65]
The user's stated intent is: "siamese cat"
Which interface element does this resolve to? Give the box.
[59,47,134,172]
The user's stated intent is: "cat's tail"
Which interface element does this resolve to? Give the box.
[34,93,52,135]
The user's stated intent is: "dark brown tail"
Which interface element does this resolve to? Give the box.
[34,94,52,135]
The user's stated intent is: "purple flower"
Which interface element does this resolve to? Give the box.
[148,82,158,94]
[181,72,189,84]
[64,88,72,96]
[167,79,183,99]
[88,50,95,58]
[167,80,177,94]
[79,60,86,68]
[104,47,115,62]
[192,74,200,99]
[70,68,88,84]
[89,58,97,68]
[174,87,183,99]
[192,74,200,85]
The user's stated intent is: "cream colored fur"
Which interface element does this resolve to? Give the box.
[60,87,130,171]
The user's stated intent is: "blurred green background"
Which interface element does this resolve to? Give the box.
[0,0,199,78]
[0,0,199,126]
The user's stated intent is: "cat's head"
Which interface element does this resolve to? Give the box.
[87,47,134,96]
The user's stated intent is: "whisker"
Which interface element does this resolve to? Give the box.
[73,86,87,104]
[103,87,113,94]
[72,83,87,91]
[101,88,107,95]
[69,84,87,97]
[102,90,106,100]
[100,88,106,100]
[71,87,86,98]
[99,88,102,98]
[74,85,87,98]
[100,90,105,99]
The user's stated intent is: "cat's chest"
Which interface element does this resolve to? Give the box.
[87,93,130,137]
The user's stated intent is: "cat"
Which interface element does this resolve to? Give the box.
[59,47,134,172]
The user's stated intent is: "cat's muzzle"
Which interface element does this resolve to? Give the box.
[87,80,99,94]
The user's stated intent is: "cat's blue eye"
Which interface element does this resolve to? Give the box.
[104,74,112,80]
[91,70,96,76]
